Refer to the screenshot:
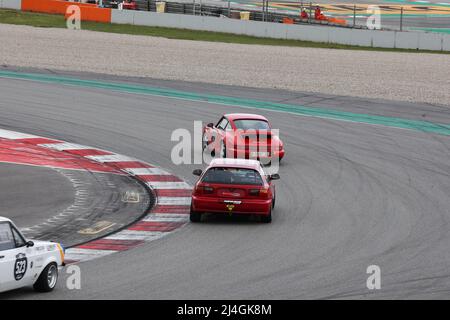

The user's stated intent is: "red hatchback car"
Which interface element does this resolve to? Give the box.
[202,113,285,162]
[190,158,280,223]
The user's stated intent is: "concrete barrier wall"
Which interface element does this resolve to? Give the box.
[1,0,21,10]
[1,2,447,52]
[443,34,450,51]
[20,0,112,22]
[111,9,449,52]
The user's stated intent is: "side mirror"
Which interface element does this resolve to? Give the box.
[26,240,34,248]
[192,169,203,176]
[268,173,280,181]
[206,123,214,128]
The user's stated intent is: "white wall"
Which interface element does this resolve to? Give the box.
[111,9,449,52]
[443,34,450,51]
[0,0,21,10]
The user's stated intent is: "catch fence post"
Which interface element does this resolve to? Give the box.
[400,7,403,31]
[353,5,356,27]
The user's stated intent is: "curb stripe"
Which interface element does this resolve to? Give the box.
[138,174,183,182]
[152,205,190,214]
[15,137,62,145]
[63,149,113,157]
[143,213,189,222]
[77,239,145,251]
[147,181,191,189]
[39,142,95,151]
[157,197,192,205]
[156,189,192,197]
[86,154,138,162]
[105,230,166,241]
[0,127,192,264]
[0,129,38,139]
[128,221,185,232]
[63,248,117,262]
[106,161,154,169]
[123,167,170,175]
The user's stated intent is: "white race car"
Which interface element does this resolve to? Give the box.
[0,217,65,293]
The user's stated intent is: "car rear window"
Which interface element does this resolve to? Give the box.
[233,119,270,130]
[202,167,263,185]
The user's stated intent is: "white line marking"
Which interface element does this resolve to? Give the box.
[146,181,191,189]
[85,154,138,162]
[143,213,189,222]
[0,129,39,139]
[124,167,170,175]
[105,230,166,241]
[64,248,117,261]
[157,197,191,205]
[152,206,189,216]
[39,142,93,150]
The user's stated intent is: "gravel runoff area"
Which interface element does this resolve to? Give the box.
[1,23,450,106]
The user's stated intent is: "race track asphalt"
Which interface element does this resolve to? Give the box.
[0,163,74,229]
[0,69,449,299]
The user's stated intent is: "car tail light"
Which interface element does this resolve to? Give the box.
[195,185,214,195]
[203,186,214,194]
[249,187,270,198]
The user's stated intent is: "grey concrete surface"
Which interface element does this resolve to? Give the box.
[1,24,450,106]
[0,163,152,247]
[0,163,74,229]
[0,71,449,299]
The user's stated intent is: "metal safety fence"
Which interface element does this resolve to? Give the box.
[96,0,450,32]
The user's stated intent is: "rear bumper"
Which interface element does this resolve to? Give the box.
[227,147,285,160]
[192,196,272,215]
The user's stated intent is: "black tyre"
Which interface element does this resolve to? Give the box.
[220,141,226,158]
[190,205,201,223]
[202,134,208,151]
[261,208,272,223]
[33,262,58,292]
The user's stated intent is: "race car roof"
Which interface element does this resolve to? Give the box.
[209,158,261,170]
[0,217,12,223]
[224,113,268,122]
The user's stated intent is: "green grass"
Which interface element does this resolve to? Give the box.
[0,8,448,54]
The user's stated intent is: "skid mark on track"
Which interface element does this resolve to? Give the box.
[0,127,191,263]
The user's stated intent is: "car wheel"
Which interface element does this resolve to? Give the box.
[33,262,58,292]
[261,208,272,223]
[272,196,276,209]
[190,205,201,223]
[220,141,226,158]
[202,133,208,151]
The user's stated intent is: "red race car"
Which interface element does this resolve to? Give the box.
[190,158,280,223]
[202,113,285,162]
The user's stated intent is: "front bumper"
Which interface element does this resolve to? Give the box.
[227,147,285,160]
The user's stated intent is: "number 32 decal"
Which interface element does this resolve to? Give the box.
[14,253,28,281]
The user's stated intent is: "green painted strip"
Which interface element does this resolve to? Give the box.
[1,70,450,136]
[410,27,450,34]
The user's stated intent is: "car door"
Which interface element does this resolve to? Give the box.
[0,222,32,292]
[216,117,229,143]
[205,117,228,151]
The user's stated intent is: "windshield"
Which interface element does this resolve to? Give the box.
[202,167,263,185]
[233,119,270,130]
